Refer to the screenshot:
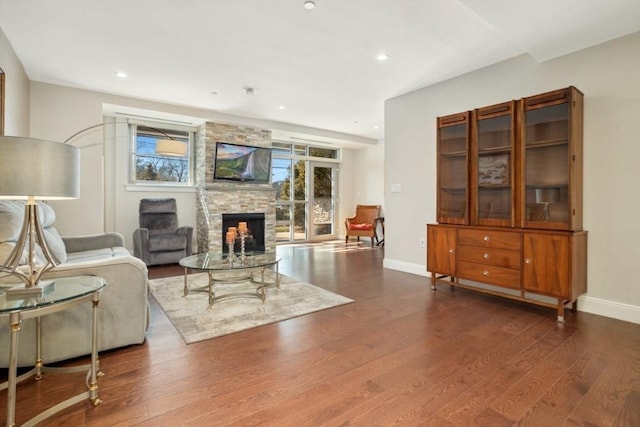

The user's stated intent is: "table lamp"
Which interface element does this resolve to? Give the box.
[535,187,560,222]
[0,136,80,296]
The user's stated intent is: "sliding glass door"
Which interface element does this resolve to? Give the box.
[272,142,340,243]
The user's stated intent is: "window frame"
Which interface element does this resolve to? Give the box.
[129,120,196,187]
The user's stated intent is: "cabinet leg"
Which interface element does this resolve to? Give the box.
[430,274,436,291]
[557,300,565,323]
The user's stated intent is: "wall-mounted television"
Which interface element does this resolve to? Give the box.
[213,142,272,183]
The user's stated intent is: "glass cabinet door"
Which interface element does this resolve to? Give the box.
[472,101,516,227]
[521,87,583,231]
[437,112,469,225]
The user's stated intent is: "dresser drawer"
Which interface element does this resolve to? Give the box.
[457,245,521,269]
[458,229,521,250]
[457,261,521,289]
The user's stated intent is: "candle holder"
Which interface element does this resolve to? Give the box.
[227,242,236,264]
[239,231,247,263]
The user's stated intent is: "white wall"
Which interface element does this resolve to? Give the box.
[352,140,385,207]
[384,32,640,324]
[347,140,385,239]
[0,26,29,136]
[27,82,373,252]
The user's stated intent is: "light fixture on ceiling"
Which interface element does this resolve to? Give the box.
[304,1,315,10]
[376,53,389,62]
[0,136,80,297]
[115,71,127,78]
[278,105,286,110]
[245,87,255,95]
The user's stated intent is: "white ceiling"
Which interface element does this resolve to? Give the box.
[1,0,639,145]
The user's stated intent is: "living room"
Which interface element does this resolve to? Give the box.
[1,1,640,425]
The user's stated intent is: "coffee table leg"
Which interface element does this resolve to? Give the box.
[260,267,266,303]
[183,267,188,296]
[208,271,214,308]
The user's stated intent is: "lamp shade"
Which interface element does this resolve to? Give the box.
[535,187,560,204]
[156,139,187,157]
[0,136,80,200]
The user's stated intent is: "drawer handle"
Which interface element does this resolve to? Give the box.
[483,270,489,276]
[449,248,455,254]
[483,253,490,259]
[525,258,532,264]
[483,235,490,242]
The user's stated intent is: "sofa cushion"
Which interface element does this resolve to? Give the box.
[349,223,374,231]
[148,234,187,252]
[65,246,131,264]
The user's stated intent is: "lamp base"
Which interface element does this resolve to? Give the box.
[3,280,55,299]
[539,202,552,222]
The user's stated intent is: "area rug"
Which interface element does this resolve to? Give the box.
[149,272,353,344]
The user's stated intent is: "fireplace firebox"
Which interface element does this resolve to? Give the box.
[222,213,266,253]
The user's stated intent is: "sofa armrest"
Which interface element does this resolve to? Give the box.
[132,228,150,264]
[63,232,125,253]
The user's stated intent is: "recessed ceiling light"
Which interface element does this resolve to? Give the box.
[304,1,315,10]
[373,125,380,130]
[115,71,127,78]
[376,53,389,62]
[278,105,286,110]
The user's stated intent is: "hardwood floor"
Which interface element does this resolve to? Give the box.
[2,241,639,426]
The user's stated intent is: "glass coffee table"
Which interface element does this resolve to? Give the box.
[179,251,281,308]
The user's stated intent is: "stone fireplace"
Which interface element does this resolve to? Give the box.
[195,122,276,254]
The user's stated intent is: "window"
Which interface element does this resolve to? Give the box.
[131,123,194,185]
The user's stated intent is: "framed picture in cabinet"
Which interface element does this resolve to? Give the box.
[478,153,508,185]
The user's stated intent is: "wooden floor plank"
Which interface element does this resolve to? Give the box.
[1,242,639,426]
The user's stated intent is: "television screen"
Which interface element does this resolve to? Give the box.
[213,142,272,183]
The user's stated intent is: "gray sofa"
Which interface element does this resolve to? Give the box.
[0,200,149,367]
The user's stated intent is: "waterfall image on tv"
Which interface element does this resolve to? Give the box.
[213,142,272,183]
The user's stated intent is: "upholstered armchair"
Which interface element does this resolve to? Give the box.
[345,204,381,247]
[133,198,193,266]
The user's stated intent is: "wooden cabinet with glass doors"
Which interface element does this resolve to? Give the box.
[428,87,586,321]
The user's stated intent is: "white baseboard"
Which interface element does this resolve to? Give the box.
[382,258,428,277]
[383,258,640,325]
[578,295,640,325]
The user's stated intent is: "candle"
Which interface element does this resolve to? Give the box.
[238,222,248,233]
[228,226,237,238]
[226,231,235,244]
